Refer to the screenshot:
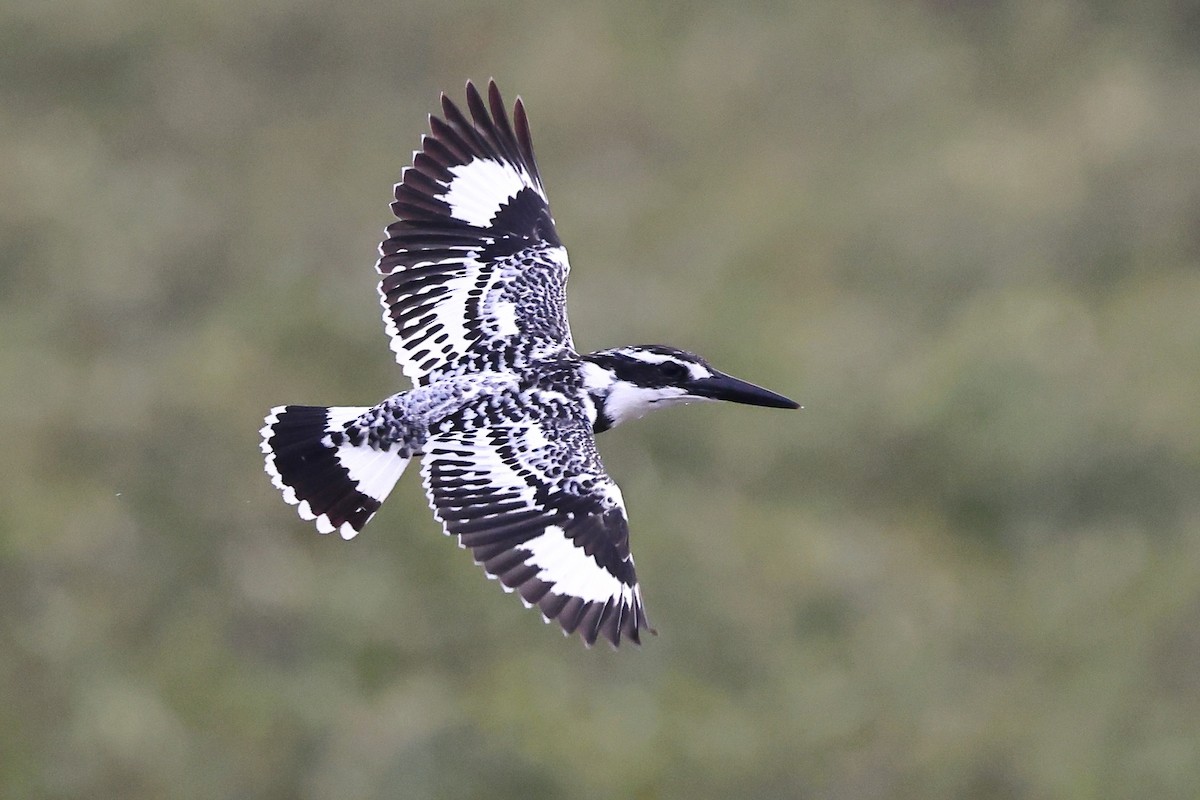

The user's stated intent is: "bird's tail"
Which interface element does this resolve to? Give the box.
[260,405,412,539]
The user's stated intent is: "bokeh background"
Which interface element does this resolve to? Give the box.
[4,1,1200,797]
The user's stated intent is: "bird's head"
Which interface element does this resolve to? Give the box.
[580,345,800,431]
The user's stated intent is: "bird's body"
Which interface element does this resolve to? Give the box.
[261,81,798,647]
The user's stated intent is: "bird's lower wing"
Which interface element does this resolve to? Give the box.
[419,403,651,647]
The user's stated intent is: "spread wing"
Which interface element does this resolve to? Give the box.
[377,80,575,386]
[420,399,652,647]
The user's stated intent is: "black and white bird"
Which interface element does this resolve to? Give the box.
[261,81,799,647]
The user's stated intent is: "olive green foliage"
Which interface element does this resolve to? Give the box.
[4,1,1199,797]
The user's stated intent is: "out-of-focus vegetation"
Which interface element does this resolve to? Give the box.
[4,0,1199,797]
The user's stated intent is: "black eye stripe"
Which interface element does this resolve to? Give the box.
[660,362,690,380]
[585,347,709,387]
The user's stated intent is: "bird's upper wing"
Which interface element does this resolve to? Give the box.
[377,80,575,386]
[420,396,652,647]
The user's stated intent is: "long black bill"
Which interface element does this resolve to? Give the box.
[690,372,801,409]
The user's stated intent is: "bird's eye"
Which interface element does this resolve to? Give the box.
[661,362,691,381]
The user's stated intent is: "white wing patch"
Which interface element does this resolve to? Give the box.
[442,158,542,227]
[420,405,651,646]
[523,524,638,608]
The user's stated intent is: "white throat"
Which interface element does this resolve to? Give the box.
[605,381,696,426]
[580,360,717,430]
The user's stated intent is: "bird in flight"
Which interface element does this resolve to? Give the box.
[261,80,799,647]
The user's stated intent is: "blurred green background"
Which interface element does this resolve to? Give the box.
[4,0,1200,797]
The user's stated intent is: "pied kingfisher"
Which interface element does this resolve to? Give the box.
[261,81,799,647]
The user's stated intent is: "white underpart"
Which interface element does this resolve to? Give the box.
[549,246,571,274]
[442,158,538,227]
[597,481,626,510]
[522,524,636,607]
[603,381,698,427]
[579,360,613,392]
[576,394,599,429]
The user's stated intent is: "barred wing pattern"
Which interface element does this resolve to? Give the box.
[377,80,575,386]
[421,400,652,647]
